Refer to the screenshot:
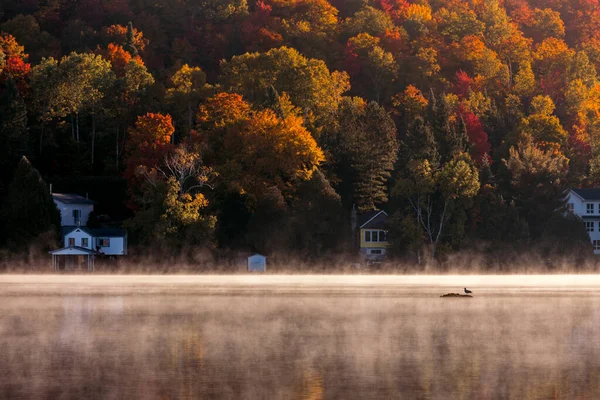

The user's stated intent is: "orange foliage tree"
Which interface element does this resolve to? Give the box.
[101,43,144,77]
[197,93,324,198]
[124,113,175,195]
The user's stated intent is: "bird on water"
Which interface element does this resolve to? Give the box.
[464,288,472,294]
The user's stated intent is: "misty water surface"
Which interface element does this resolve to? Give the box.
[1,275,600,399]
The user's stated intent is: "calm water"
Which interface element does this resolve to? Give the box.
[1,275,600,399]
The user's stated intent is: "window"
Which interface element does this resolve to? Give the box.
[81,238,88,247]
[370,249,382,255]
[68,238,75,246]
[587,203,594,214]
[73,209,81,225]
[364,230,388,243]
[593,240,600,251]
[567,203,574,213]
[371,231,379,242]
[587,221,595,232]
[98,238,110,247]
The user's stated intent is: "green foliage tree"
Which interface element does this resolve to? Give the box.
[343,5,393,38]
[1,157,60,251]
[0,77,28,191]
[502,138,569,237]
[288,169,348,258]
[125,146,216,252]
[219,46,350,133]
[539,213,593,266]
[166,64,211,139]
[323,97,398,211]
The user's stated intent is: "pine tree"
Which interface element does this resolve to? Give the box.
[124,22,138,57]
[1,157,61,250]
[326,98,398,211]
[0,77,28,194]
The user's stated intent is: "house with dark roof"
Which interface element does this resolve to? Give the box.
[357,210,389,263]
[50,192,128,270]
[567,189,600,254]
[52,193,95,227]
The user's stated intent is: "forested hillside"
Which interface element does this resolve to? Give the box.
[1,0,598,266]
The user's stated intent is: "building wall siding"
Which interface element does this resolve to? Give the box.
[54,200,94,227]
[64,229,93,249]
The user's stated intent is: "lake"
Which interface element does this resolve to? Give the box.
[1,275,600,399]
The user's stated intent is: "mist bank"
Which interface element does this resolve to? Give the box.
[0,252,599,275]
[2,274,600,296]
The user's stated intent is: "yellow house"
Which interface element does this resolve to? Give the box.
[358,210,389,262]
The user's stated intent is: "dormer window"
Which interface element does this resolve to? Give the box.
[587,203,594,214]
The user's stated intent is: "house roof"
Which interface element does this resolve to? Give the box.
[52,193,95,205]
[359,210,389,229]
[571,188,600,201]
[62,226,127,238]
[49,246,99,255]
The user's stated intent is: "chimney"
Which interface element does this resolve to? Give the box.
[49,183,52,194]
[86,192,89,200]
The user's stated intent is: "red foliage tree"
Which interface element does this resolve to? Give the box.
[458,104,491,165]
[454,70,473,99]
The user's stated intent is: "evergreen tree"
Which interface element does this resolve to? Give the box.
[124,22,138,57]
[428,93,468,161]
[1,157,60,250]
[0,77,28,193]
[502,138,569,238]
[324,97,398,211]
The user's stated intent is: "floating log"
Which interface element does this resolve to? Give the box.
[440,293,473,298]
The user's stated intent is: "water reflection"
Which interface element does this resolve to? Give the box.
[0,281,599,398]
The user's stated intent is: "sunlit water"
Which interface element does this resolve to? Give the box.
[1,275,600,399]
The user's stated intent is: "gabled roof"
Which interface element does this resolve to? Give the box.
[359,210,388,229]
[52,193,95,205]
[49,246,99,255]
[62,226,127,238]
[571,188,600,201]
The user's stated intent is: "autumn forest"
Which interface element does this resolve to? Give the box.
[1,0,599,268]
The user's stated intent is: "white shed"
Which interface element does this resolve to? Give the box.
[248,254,266,272]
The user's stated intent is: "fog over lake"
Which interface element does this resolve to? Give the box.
[1,275,600,399]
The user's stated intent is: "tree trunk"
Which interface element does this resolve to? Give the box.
[76,114,80,143]
[116,125,119,171]
[188,103,193,138]
[39,124,44,154]
[91,113,96,167]
[71,114,75,140]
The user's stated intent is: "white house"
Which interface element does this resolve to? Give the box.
[52,193,95,227]
[50,192,128,270]
[62,227,127,256]
[567,189,600,254]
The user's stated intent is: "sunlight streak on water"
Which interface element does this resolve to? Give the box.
[2,274,600,295]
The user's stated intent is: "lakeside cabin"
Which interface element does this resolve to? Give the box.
[50,192,127,271]
[358,210,390,263]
